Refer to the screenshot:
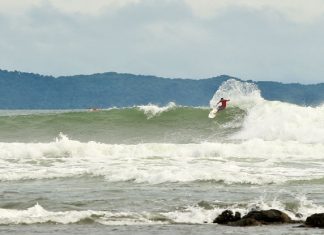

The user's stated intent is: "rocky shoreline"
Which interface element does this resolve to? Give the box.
[213,209,324,228]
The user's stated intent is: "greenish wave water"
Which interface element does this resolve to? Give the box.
[0,106,245,143]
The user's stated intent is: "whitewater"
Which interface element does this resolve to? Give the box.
[1,79,324,234]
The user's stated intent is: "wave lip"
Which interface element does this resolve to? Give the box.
[210,79,324,144]
[137,102,177,119]
[210,79,263,110]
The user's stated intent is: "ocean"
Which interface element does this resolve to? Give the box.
[1,79,324,234]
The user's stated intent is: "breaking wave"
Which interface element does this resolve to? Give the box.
[0,134,324,184]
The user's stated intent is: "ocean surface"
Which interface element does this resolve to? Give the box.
[1,79,324,234]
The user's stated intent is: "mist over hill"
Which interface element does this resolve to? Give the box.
[0,69,323,109]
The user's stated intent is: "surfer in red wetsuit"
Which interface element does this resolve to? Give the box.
[217,98,230,111]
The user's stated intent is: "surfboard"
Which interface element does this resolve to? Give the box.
[208,109,217,118]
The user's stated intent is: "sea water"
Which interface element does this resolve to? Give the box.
[0,79,324,234]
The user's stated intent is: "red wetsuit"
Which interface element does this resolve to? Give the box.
[218,99,230,110]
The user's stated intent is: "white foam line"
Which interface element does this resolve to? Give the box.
[1,194,323,225]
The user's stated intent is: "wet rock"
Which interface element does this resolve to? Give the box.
[242,209,292,224]
[213,209,296,227]
[213,210,241,224]
[228,218,262,227]
[305,213,324,228]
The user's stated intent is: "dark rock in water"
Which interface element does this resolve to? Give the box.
[213,210,241,224]
[234,212,241,220]
[228,218,262,227]
[305,213,324,227]
[213,209,296,227]
[242,209,292,224]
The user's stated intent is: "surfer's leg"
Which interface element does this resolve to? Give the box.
[217,106,225,112]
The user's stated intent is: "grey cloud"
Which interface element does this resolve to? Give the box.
[0,1,323,84]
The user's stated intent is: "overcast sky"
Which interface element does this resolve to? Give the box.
[0,0,323,83]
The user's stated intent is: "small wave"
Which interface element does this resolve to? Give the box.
[0,203,169,226]
[0,203,104,225]
[0,193,322,225]
[137,102,177,119]
[163,193,324,223]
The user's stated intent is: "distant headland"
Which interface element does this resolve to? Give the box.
[0,69,323,109]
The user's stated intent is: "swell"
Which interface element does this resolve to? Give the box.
[0,106,245,143]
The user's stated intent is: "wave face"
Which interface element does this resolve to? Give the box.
[0,104,245,144]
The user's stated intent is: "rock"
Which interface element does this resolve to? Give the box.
[228,218,262,227]
[242,209,292,224]
[213,210,241,224]
[234,212,241,220]
[213,209,297,227]
[305,213,324,227]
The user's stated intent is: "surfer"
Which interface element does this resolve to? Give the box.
[217,98,230,112]
[208,97,230,118]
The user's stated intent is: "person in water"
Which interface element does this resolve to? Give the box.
[217,98,230,111]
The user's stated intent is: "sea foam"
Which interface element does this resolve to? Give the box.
[0,134,324,184]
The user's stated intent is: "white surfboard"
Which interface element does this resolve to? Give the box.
[208,109,217,118]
